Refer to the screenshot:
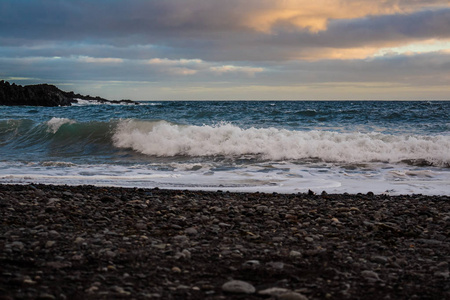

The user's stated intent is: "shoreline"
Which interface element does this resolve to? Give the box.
[1,184,449,299]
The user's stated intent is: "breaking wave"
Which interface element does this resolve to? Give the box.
[1,118,450,167]
[113,119,450,166]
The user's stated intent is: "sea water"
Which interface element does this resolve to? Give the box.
[1,101,449,195]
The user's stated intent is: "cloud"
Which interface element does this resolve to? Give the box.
[1,2,449,63]
[209,65,264,77]
[77,56,123,64]
[1,1,448,42]
[146,58,264,76]
[0,0,449,100]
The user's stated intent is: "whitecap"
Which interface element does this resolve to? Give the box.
[46,117,76,133]
[112,120,450,167]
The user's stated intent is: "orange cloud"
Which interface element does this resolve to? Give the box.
[241,0,448,32]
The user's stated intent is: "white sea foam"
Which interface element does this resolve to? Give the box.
[113,120,450,166]
[1,161,449,195]
[72,99,104,106]
[46,117,76,133]
[72,98,140,106]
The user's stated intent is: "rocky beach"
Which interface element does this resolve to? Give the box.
[0,184,448,299]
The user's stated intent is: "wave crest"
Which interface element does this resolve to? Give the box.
[112,120,450,166]
[46,117,76,133]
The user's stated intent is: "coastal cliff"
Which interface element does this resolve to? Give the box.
[0,80,137,106]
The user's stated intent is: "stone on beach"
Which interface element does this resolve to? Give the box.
[221,280,256,294]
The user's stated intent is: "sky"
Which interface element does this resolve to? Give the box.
[0,0,449,100]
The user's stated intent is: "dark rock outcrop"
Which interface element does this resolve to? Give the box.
[0,80,138,106]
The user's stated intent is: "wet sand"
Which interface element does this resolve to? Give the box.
[1,184,449,299]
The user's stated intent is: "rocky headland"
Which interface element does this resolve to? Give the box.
[0,184,449,299]
[0,81,138,106]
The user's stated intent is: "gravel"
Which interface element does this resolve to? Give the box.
[0,184,449,299]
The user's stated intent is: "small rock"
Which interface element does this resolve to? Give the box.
[361,270,381,281]
[185,227,198,235]
[278,292,308,300]
[105,250,116,258]
[173,235,189,244]
[331,217,340,223]
[46,261,72,269]
[289,250,302,257]
[174,249,191,260]
[112,286,131,295]
[74,237,85,244]
[222,280,255,294]
[243,260,260,267]
[10,241,24,250]
[135,222,147,230]
[177,285,190,290]
[256,205,270,212]
[371,256,389,264]
[37,293,56,300]
[47,198,60,205]
[153,244,166,250]
[45,241,56,248]
[23,278,37,284]
[434,271,449,279]
[86,286,99,293]
[267,262,285,269]
[258,287,290,296]
[48,230,60,237]
[436,261,448,271]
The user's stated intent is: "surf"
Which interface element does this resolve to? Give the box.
[113,119,450,167]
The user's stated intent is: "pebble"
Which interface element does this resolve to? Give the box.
[135,222,147,230]
[221,280,255,294]
[278,292,309,300]
[37,293,56,300]
[74,237,85,244]
[371,255,389,264]
[48,230,60,237]
[10,241,24,250]
[174,249,191,260]
[361,270,381,281]
[47,198,60,205]
[185,227,198,235]
[289,250,302,257]
[267,262,285,269]
[45,241,56,248]
[243,260,260,267]
[258,287,291,296]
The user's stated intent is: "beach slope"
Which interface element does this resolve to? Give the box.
[0,184,448,299]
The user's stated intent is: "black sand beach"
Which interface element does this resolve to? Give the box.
[0,184,449,299]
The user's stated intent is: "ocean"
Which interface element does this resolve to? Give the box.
[1,101,449,195]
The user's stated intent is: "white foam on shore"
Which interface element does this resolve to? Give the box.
[0,161,449,196]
